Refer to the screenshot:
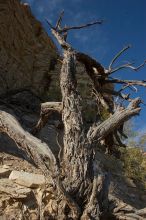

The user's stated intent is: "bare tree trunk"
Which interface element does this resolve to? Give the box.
[59,49,97,216]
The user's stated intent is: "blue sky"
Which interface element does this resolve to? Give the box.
[22,0,146,130]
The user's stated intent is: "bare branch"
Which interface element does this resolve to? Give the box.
[109,45,131,71]
[58,19,103,33]
[87,98,141,144]
[46,15,103,50]
[105,78,146,87]
[41,102,62,114]
[55,10,64,29]
[45,19,55,30]
[114,132,127,148]
[110,60,146,74]
[98,88,131,101]
[52,28,71,49]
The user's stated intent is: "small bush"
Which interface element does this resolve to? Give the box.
[120,147,146,188]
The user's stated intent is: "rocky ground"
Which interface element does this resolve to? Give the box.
[0,91,60,219]
[0,152,146,219]
[0,152,43,219]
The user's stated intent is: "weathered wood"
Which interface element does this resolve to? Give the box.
[105,78,146,88]
[32,102,62,134]
[58,19,103,33]
[0,111,58,176]
[87,98,141,144]
[108,45,131,71]
[41,102,62,114]
[60,49,92,190]
[50,22,111,219]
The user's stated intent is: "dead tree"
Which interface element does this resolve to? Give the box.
[0,12,146,219]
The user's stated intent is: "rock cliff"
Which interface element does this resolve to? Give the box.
[0,0,58,97]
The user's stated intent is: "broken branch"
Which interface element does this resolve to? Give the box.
[87,98,141,144]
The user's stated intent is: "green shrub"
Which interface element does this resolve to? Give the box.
[120,147,146,188]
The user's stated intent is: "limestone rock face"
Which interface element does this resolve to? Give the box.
[0,0,58,97]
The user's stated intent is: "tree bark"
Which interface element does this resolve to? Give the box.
[59,49,96,218]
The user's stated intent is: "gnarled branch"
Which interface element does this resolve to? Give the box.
[110,60,146,74]
[105,78,146,87]
[107,45,146,74]
[109,45,131,71]
[55,10,64,29]
[87,98,141,144]
[0,111,58,175]
[32,102,62,135]
[58,20,103,33]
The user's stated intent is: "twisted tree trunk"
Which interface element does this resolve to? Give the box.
[59,49,96,218]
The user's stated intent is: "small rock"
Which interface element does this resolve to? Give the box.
[9,170,45,188]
